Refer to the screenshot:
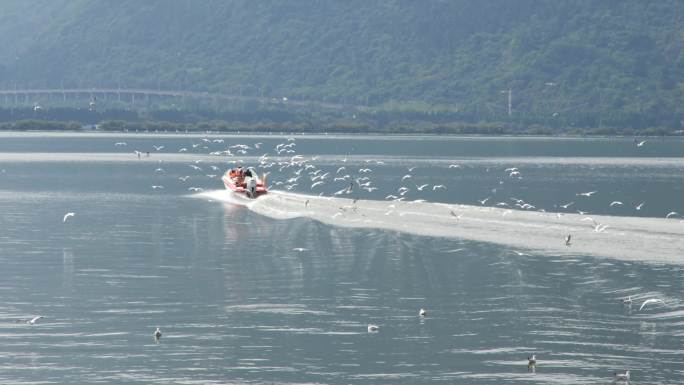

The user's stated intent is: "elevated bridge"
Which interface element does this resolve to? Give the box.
[0,88,357,111]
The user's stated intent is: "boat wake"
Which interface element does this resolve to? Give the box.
[196,190,684,264]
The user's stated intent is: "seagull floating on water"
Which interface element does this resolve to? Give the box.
[367,324,379,332]
[154,327,162,340]
[614,369,630,382]
[419,308,427,317]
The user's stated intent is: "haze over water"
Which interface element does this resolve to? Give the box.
[0,133,683,384]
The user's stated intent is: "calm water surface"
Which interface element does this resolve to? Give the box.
[0,133,683,384]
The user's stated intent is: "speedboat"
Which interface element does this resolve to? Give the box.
[222,167,267,198]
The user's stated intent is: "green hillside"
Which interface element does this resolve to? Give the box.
[1,0,684,131]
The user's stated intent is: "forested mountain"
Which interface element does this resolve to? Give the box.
[1,0,684,130]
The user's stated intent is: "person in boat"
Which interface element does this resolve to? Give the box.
[244,168,253,178]
[236,166,244,185]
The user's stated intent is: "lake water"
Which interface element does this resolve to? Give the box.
[0,132,683,384]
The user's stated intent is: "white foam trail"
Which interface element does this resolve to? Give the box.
[198,190,684,264]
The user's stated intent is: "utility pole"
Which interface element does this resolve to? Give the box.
[501,88,512,116]
[507,88,512,117]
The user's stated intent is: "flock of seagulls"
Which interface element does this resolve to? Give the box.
[77,134,680,381]
[525,293,666,380]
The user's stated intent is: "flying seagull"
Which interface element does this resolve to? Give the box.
[63,212,75,222]
[27,316,44,325]
[639,298,663,311]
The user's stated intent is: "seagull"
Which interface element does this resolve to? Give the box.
[565,234,572,246]
[639,298,663,311]
[432,184,446,191]
[576,191,597,197]
[114,142,127,146]
[594,223,609,233]
[292,247,308,252]
[610,201,623,207]
[614,370,630,382]
[63,212,75,222]
[621,296,632,305]
[635,201,645,210]
[527,354,536,367]
[448,164,461,169]
[178,147,188,152]
[666,211,678,218]
[559,202,574,209]
[401,174,412,181]
[153,145,164,151]
[367,324,379,332]
[416,184,429,191]
[151,185,164,189]
[478,197,491,205]
[154,327,162,340]
[419,308,427,317]
[27,316,44,325]
[636,140,646,147]
[188,187,203,192]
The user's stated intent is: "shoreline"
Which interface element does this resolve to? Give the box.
[0,129,682,139]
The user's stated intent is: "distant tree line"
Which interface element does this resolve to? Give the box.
[1,1,684,131]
